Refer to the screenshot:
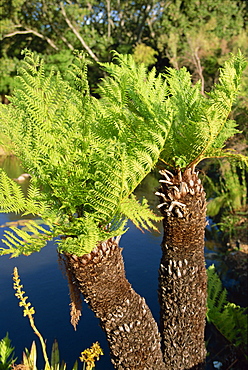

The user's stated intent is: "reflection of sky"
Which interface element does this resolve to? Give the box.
[0,157,163,369]
[0,212,162,370]
[0,212,114,369]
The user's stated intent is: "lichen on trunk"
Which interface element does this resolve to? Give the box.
[61,238,166,370]
[156,167,207,369]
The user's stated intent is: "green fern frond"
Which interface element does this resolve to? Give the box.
[96,51,170,147]
[0,50,169,256]
[0,220,53,257]
[160,52,247,168]
[120,194,162,232]
[198,52,247,162]
[57,215,127,256]
[207,265,228,316]
[202,149,248,168]
[0,170,26,213]
[0,169,50,216]
[161,68,209,167]
[207,265,248,356]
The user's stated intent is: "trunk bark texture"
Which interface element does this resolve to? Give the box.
[61,238,166,370]
[156,167,207,369]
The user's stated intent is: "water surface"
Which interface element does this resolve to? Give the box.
[0,156,162,369]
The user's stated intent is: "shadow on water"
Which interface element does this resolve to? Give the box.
[0,156,247,369]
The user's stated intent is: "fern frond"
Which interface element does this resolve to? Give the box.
[96,51,170,148]
[0,170,27,213]
[160,52,247,168]
[0,169,50,216]
[207,265,228,316]
[57,214,127,256]
[202,149,248,166]
[197,52,247,163]
[207,265,248,356]
[0,220,53,257]
[161,68,209,167]
[120,194,162,232]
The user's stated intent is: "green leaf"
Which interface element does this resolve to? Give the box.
[0,333,17,370]
[51,340,60,370]
[23,341,38,370]
[0,220,53,257]
[120,194,162,232]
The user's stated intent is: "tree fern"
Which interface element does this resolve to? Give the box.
[207,265,248,357]
[0,50,171,257]
[0,51,246,256]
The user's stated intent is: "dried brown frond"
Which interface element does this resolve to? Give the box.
[60,253,82,330]
[70,297,82,331]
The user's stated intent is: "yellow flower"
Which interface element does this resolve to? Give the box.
[79,342,103,370]
[13,267,35,319]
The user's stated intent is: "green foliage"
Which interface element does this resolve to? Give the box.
[22,340,79,370]
[0,56,20,95]
[160,51,247,168]
[207,265,248,357]
[132,43,158,67]
[0,50,246,257]
[205,160,247,240]
[1,0,247,98]
[120,194,162,232]
[0,333,17,370]
[0,50,171,257]
[156,0,247,81]
[207,162,247,216]
[0,219,53,257]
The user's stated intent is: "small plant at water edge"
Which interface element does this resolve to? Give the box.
[0,333,17,370]
[12,267,103,370]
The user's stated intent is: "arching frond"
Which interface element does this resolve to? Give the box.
[0,220,53,257]
[120,194,162,232]
[160,51,247,168]
[0,51,171,256]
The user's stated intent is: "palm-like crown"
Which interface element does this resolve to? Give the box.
[0,50,246,257]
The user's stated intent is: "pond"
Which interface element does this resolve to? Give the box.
[0,155,246,369]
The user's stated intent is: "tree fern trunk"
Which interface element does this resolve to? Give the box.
[61,238,166,370]
[157,167,207,369]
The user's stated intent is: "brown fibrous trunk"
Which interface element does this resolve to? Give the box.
[156,167,207,369]
[61,238,166,370]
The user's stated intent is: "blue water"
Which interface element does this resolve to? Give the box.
[0,158,163,369]
[1,156,246,369]
[0,217,162,370]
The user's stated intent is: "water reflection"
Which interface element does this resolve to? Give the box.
[0,155,246,369]
[0,155,30,199]
[0,155,162,370]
